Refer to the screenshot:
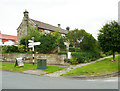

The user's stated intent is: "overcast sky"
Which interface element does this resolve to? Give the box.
[0,0,119,39]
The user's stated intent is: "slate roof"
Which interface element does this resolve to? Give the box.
[30,19,68,34]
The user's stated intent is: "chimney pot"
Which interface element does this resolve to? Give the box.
[66,26,70,31]
[23,9,29,19]
[58,24,61,28]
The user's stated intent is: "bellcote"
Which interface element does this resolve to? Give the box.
[23,9,29,20]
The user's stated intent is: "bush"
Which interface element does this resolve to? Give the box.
[71,51,100,64]
[2,45,19,53]
[58,51,67,55]
[100,52,106,58]
[69,47,75,52]
[18,45,28,53]
[104,50,113,56]
[64,58,78,65]
[70,58,79,65]
[64,58,71,63]
[75,48,81,52]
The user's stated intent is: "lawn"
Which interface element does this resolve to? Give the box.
[62,55,120,76]
[0,62,66,73]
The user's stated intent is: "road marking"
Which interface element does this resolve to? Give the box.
[86,77,118,82]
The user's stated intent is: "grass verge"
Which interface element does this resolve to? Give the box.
[61,55,120,76]
[0,62,66,73]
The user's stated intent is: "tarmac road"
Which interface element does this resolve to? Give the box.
[0,71,119,89]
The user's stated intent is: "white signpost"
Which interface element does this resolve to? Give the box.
[28,37,41,65]
[64,41,71,59]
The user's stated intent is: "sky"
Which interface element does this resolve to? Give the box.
[0,0,119,39]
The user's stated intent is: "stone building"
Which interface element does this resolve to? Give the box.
[17,10,68,41]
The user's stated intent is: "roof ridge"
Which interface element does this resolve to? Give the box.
[30,18,68,34]
[30,18,65,30]
[0,34,17,37]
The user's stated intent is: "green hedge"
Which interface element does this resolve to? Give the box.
[58,51,67,55]
[2,45,19,53]
[69,51,100,64]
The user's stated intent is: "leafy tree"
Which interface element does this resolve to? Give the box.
[19,26,41,46]
[54,30,61,52]
[80,32,97,51]
[53,30,66,52]
[19,26,65,53]
[98,21,120,61]
[35,34,57,53]
[66,29,86,48]
[66,29,99,52]
[19,36,30,46]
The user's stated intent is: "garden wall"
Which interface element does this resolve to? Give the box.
[1,53,66,65]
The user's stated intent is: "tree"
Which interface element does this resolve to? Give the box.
[54,30,61,52]
[98,21,120,61]
[66,29,100,57]
[19,26,41,46]
[66,29,86,48]
[80,33,97,51]
[36,34,57,53]
[19,26,65,53]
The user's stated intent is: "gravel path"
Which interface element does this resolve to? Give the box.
[44,55,113,77]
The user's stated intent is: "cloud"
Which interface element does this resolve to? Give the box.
[0,0,119,40]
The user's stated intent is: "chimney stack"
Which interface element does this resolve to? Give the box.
[58,24,61,28]
[66,26,70,31]
[23,9,29,20]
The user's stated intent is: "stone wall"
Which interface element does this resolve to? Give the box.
[2,54,66,65]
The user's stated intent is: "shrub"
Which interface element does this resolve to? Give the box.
[71,51,100,64]
[104,50,113,56]
[69,47,75,52]
[75,48,81,52]
[18,45,28,53]
[58,51,67,55]
[2,45,19,53]
[70,58,78,65]
[64,58,71,63]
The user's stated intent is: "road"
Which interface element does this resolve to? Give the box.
[0,71,119,89]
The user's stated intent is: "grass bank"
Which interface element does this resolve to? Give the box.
[62,55,120,76]
[0,62,66,73]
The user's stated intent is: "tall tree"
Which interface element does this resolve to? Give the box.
[66,29,85,48]
[98,21,120,61]
[80,32,97,51]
